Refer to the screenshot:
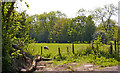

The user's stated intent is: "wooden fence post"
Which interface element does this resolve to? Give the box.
[67,47,69,53]
[58,48,61,55]
[72,44,74,54]
[96,44,98,49]
[117,40,119,54]
[114,40,116,52]
[110,42,113,54]
[118,45,119,54]
[41,46,42,55]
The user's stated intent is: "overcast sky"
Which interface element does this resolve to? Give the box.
[16,0,120,18]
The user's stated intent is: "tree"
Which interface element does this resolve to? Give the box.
[77,8,86,16]
[69,15,86,42]
[2,1,34,72]
[49,18,70,43]
[93,30,109,44]
[103,19,116,40]
[91,4,118,41]
[68,15,96,43]
[2,1,17,71]
[92,4,117,32]
[27,11,67,43]
[83,15,96,43]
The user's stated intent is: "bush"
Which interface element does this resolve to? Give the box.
[93,31,109,44]
[94,57,118,67]
[41,53,51,58]
[53,54,68,61]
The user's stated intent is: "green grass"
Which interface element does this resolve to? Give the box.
[25,43,90,57]
[24,43,120,67]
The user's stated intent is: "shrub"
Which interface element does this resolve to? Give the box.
[93,31,109,44]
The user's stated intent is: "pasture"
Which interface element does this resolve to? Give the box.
[24,43,118,58]
[25,43,90,56]
[24,43,120,68]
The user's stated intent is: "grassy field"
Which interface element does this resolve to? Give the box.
[24,43,119,57]
[24,43,115,58]
[24,43,119,67]
[25,43,90,56]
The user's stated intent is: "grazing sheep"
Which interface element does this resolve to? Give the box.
[44,46,49,50]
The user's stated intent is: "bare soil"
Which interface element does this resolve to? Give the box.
[34,61,119,72]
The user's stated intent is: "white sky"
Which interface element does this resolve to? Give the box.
[16,0,120,18]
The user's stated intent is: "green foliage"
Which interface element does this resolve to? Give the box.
[2,1,35,72]
[27,43,119,67]
[93,31,109,44]
[94,57,118,67]
[27,11,67,43]
[11,50,22,58]
[2,2,119,72]
[26,4,118,43]
[27,11,96,43]
[92,4,118,41]
[53,54,67,61]
[41,53,52,58]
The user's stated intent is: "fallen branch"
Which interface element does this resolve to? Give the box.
[20,56,52,73]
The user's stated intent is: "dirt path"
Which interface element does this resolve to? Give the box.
[34,61,119,72]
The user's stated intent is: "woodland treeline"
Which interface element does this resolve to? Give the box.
[27,4,118,43]
[1,1,119,72]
